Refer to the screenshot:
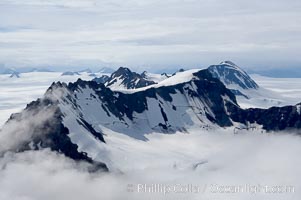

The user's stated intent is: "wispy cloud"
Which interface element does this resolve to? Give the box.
[0,0,301,70]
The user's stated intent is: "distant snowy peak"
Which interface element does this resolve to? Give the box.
[0,67,53,74]
[106,67,156,89]
[140,71,148,79]
[208,61,259,90]
[61,71,81,76]
[61,68,95,76]
[77,68,92,73]
[172,68,185,76]
[161,72,171,78]
[220,60,237,67]
[140,71,169,83]
[97,67,115,74]
[9,71,20,78]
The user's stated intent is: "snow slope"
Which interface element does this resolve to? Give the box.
[112,69,201,93]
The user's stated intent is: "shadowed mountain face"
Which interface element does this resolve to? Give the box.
[92,75,110,84]
[227,102,301,131]
[1,68,301,170]
[1,96,108,172]
[208,61,259,90]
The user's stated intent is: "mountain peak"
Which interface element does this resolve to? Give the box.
[141,71,148,78]
[208,62,259,90]
[9,71,20,78]
[116,67,131,73]
[220,60,238,67]
[106,67,156,89]
[111,67,132,77]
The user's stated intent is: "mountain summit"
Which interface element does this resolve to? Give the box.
[106,67,156,89]
[208,61,259,90]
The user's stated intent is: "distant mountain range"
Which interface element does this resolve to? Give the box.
[1,61,300,171]
[0,67,53,74]
[2,64,301,78]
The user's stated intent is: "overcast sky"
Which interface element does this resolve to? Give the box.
[1,0,301,71]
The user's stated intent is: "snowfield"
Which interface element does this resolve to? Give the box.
[233,74,301,109]
[252,74,301,100]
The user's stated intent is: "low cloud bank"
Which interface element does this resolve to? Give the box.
[0,128,300,200]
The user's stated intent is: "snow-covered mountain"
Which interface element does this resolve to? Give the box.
[207,61,258,105]
[1,68,301,171]
[61,69,109,77]
[208,61,258,95]
[100,67,171,90]
[207,61,299,108]
[105,67,156,89]
[61,69,95,76]
[98,62,289,109]
[61,71,81,76]
[0,67,52,74]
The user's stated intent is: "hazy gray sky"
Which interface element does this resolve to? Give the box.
[1,0,301,71]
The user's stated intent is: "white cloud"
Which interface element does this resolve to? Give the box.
[0,0,301,70]
[0,101,57,153]
[0,130,300,200]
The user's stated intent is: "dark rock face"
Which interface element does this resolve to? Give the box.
[106,67,156,89]
[89,73,97,77]
[92,75,110,84]
[76,118,105,143]
[140,71,148,79]
[161,72,171,78]
[10,71,20,78]
[208,61,259,90]
[192,70,237,127]
[227,102,301,131]
[2,96,108,172]
[172,68,185,76]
